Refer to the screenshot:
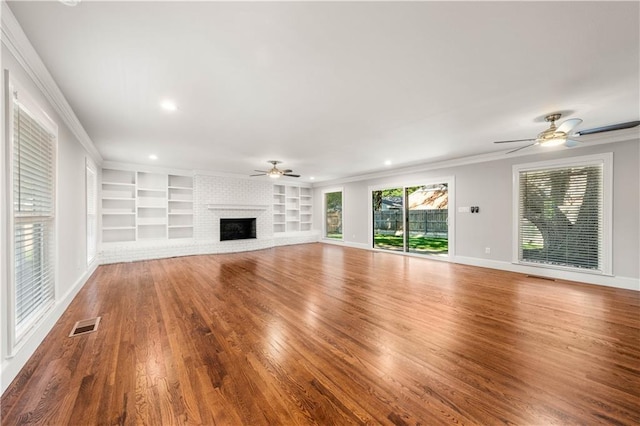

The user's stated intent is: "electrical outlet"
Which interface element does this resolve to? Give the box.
[458,206,470,213]
[485,247,491,254]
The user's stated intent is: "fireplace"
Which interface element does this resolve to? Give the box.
[220,218,257,241]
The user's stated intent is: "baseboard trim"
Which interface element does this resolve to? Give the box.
[320,239,370,250]
[453,256,639,291]
[100,234,322,264]
[1,263,98,394]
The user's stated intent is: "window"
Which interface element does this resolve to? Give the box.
[8,80,57,348]
[514,154,612,274]
[324,189,343,239]
[86,159,97,264]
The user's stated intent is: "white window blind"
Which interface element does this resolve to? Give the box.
[12,92,56,341]
[86,161,97,263]
[518,163,603,272]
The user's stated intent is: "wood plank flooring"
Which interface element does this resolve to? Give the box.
[2,243,639,425]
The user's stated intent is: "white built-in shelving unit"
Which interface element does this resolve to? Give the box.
[286,185,300,232]
[101,169,136,243]
[299,187,313,231]
[137,171,167,240]
[168,175,194,239]
[273,184,286,233]
[273,184,312,233]
[101,168,193,243]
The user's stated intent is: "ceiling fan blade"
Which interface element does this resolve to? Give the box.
[574,120,640,136]
[254,169,269,173]
[564,139,580,148]
[282,169,293,173]
[283,173,300,177]
[556,118,583,134]
[250,173,267,177]
[506,142,537,154]
[494,138,536,144]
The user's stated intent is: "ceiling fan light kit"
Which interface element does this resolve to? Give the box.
[251,160,301,179]
[494,113,639,154]
[539,138,565,147]
[535,114,579,147]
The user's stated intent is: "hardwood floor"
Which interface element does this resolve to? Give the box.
[2,243,639,425]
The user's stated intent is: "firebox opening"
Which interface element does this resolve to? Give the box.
[220,218,257,241]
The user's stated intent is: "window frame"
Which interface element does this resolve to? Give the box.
[367,176,455,259]
[322,187,344,241]
[86,158,97,265]
[512,153,613,275]
[6,75,59,355]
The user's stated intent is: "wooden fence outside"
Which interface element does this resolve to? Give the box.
[374,210,448,236]
[327,210,448,236]
[326,211,342,234]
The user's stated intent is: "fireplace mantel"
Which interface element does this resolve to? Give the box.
[207,204,269,211]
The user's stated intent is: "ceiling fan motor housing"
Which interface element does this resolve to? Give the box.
[536,114,566,146]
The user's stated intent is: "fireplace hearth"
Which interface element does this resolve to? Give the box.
[220,218,257,241]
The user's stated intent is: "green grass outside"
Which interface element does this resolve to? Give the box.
[522,242,543,250]
[374,234,448,253]
[326,233,343,239]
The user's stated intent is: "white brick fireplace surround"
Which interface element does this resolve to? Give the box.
[100,173,318,264]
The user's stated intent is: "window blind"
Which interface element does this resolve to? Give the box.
[518,164,603,271]
[13,96,56,339]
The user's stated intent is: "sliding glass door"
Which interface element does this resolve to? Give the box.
[372,188,404,251]
[406,184,449,255]
[372,183,449,256]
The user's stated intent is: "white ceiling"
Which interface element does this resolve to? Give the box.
[7,1,640,182]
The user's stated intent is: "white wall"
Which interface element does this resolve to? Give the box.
[1,30,100,394]
[312,139,640,290]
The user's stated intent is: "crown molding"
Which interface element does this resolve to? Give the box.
[102,160,192,176]
[1,2,102,164]
[312,129,639,188]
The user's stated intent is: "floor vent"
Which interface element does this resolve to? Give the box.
[69,317,101,337]
[526,275,556,281]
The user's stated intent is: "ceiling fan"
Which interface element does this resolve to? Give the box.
[250,160,300,178]
[494,113,640,154]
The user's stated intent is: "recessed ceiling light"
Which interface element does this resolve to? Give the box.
[160,100,177,112]
[149,154,158,160]
[59,0,80,6]
[384,160,392,166]
[309,177,315,180]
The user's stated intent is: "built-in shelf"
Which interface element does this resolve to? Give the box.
[273,184,312,233]
[138,224,167,240]
[167,174,193,239]
[102,169,137,243]
[102,227,135,243]
[167,174,193,241]
[101,169,194,243]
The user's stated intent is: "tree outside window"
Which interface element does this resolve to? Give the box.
[515,154,610,274]
[325,191,342,239]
